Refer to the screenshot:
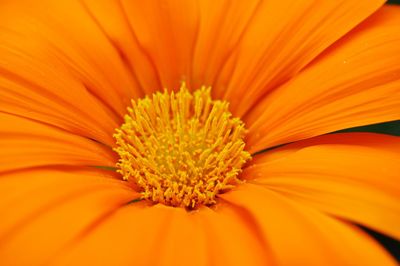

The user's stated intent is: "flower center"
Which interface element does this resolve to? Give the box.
[113,83,251,208]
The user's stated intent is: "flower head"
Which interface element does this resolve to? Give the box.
[0,0,400,265]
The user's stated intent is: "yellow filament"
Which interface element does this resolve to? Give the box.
[114,83,251,208]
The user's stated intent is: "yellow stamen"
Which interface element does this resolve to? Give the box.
[113,83,251,208]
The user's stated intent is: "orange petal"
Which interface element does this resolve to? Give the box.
[197,205,273,266]
[0,0,143,145]
[51,205,174,265]
[245,133,400,240]
[139,207,210,266]
[76,0,384,104]
[50,202,273,265]
[79,0,201,92]
[78,0,163,94]
[0,167,138,265]
[190,0,262,92]
[83,0,264,95]
[245,5,400,152]
[221,184,397,265]
[0,113,116,172]
[216,0,385,116]
[117,0,201,91]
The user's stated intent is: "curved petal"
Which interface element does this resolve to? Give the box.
[51,206,170,265]
[77,0,161,95]
[246,5,400,152]
[117,0,200,91]
[0,0,143,145]
[0,167,138,265]
[245,133,400,240]
[147,207,209,266]
[74,0,384,104]
[0,112,116,172]
[81,0,263,94]
[197,205,273,266]
[52,203,272,265]
[216,0,385,116]
[221,184,397,265]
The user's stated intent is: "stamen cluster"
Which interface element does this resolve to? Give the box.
[114,83,251,208]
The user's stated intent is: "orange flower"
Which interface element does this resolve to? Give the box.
[1,0,400,265]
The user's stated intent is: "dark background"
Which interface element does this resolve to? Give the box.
[335,1,400,261]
